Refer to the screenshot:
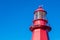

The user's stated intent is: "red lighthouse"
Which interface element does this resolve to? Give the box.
[30,6,51,40]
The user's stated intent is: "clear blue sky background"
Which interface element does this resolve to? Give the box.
[0,0,60,40]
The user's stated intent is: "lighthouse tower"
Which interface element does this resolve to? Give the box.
[30,6,51,40]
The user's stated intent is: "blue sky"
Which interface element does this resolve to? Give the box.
[0,0,60,40]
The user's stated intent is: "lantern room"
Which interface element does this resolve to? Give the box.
[33,6,48,26]
[34,6,47,20]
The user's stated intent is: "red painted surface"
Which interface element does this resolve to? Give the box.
[32,29,48,40]
[40,29,48,40]
[33,19,47,26]
[32,29,40,40]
